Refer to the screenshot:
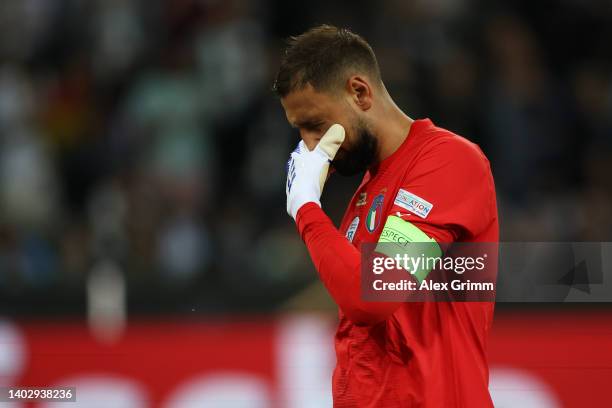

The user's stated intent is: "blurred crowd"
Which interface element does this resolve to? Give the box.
[0,0,611,314]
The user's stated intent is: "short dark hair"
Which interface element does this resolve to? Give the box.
[273,24,382,97]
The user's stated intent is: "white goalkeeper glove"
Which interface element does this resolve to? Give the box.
[286,124,345,220]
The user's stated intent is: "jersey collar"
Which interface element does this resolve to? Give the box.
[368,118,433,176]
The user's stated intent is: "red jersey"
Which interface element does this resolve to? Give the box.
[296,118,498,407]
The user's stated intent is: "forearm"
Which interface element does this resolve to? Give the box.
[296,203,400,325]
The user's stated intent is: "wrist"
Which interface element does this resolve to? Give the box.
[290,197,321,221]
[295,202,326,235]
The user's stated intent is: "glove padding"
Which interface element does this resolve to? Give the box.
[286,124,345,220]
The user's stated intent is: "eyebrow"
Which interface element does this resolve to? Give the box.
[292,118,324,129]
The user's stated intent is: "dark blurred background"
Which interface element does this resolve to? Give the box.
[0,0,611,317]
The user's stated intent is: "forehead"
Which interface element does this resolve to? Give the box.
[280,84,341,126]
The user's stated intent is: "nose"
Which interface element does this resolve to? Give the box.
[299,130,321,151]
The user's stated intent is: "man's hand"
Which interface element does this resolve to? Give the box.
[286,124,345,220]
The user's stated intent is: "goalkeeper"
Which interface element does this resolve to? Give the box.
[276,25,498,407]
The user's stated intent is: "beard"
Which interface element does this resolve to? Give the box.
[331,119,378,176]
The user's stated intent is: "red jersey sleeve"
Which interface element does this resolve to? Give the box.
[296,203,400,325]
[392,133,497,243]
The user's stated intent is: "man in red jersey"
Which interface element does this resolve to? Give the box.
[274,25,498,407]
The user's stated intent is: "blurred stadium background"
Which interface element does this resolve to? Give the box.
[0,0,611,406]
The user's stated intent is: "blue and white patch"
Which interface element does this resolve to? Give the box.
[366,194,385,233]
[345,216,359,242]
[394,189,433,219]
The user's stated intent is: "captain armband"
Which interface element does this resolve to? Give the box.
[374,215,442,283]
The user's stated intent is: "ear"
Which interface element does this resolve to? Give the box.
[346,75,373,111]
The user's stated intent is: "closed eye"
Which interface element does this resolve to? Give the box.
[296,121,325,132]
